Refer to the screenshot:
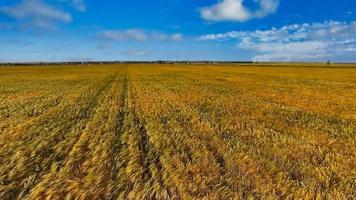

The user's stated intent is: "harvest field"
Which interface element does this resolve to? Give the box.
[0,64,355,200]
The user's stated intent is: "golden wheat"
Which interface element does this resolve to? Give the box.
[0,64,355,199]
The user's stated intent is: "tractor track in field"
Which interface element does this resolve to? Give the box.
[129,80,178,200]
[110,73,170,199]
[110,71,129,199]
[130,82,171,199]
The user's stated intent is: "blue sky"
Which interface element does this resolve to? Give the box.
[0,0,355,62]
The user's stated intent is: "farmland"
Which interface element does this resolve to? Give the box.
[0,64,355,199]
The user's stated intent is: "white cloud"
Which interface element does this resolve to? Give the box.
[170,33,184,41]
[121,50,151,57]
[248,41,328,61]
[198,21,356,61]
[200,0,279,22]
[0,0,72,29]
[100,29,148,41]
[201,0,250,22]
[99,30,183,42]
[152,32,169,41]
[254,0,279,18]
[71,0,86,12]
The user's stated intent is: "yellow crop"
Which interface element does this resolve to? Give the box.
[0,63,355,199]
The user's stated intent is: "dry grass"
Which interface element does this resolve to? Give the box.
[0,64,355,199]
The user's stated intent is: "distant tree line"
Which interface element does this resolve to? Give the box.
[0,61,255,66]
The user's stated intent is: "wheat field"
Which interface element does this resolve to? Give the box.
[0,64,355,200]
